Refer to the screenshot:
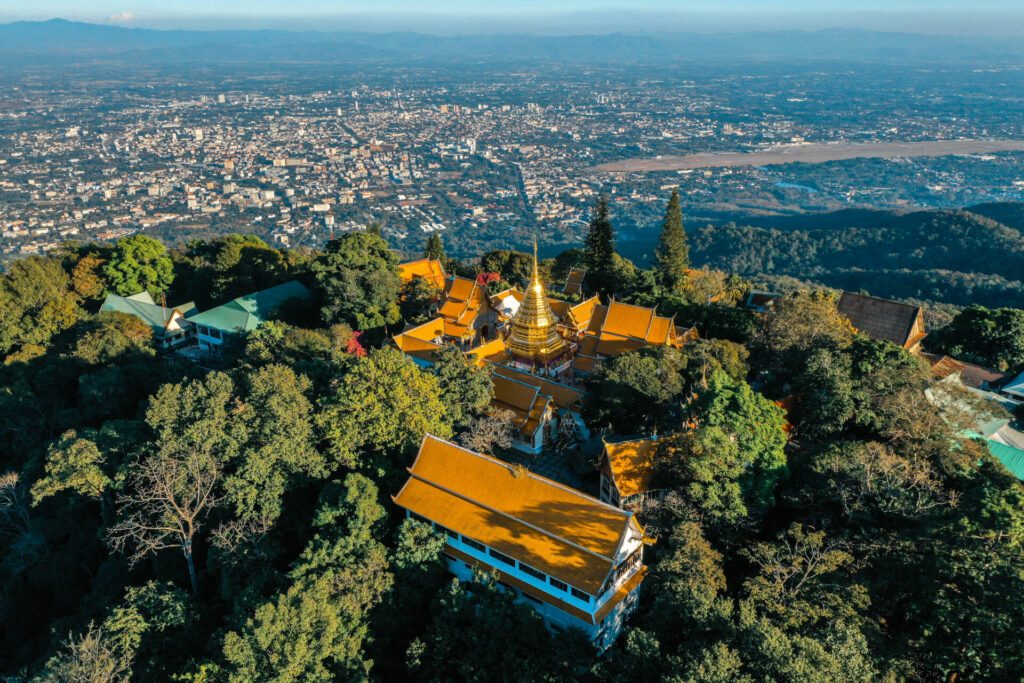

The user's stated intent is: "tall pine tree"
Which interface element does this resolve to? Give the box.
[584,195,616,296]
[424,234,446,262]
[655,188,690,290]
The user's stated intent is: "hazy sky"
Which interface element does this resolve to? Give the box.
[2,0,1024,35]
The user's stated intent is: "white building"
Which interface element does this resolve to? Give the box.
[394,435,647,650]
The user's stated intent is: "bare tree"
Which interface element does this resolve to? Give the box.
[0,471,30,538]
[107,453,221,594]
[458,409,517,453]
[41,622,132,683]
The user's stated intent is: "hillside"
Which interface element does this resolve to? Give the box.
[681,205,1024,308]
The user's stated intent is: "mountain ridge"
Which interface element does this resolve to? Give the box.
[2,19,1023,65]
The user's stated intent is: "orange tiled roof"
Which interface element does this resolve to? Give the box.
[603,438,659,499]
[398,258,447,290]
[586,304,609,335]
[438,298,467,319]
[573,354,599,373]
[602,301,655,340]
[392,318,447,362]
[467,338,508,366]
[595,335,647,357]
[490,364,583,409]
[569,296,600,329]
[548,298,571,320]
[393,435,638,595]
[492,373,551,438]
[645,316,672,345]
[566,267,586,285]
[446,276,477,302]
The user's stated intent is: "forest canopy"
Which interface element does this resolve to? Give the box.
[1,208,1023,682]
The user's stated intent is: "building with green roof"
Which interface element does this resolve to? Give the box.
[99,291,198,350]
[985,440,1024,481]
[186,280,312,352]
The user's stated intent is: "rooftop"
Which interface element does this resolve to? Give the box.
[393,434,639,595]
[837,291,925,348]
[187,280,311,334]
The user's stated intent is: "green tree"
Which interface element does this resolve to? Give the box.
[222,474,393,683]
[104,235,175,297]
[310,231,402,331]
[0,256,81,356]
[243,321,353,391]
[424,233,446,261]
[584,195,616,296]
[409,577,592,682]
[39,581,191,682]
[32,431,111,505]
[644,521,729,641]
[931,304,1024,371]
[70,252,109,300]
[108,373,240,593]
[690,370,788,514]
[209,235,288,302]
[657,426,750,524]
[431,344,492,430]
[480,249,534,285]
[221,364,324,534]
[759,290,855,370]
[655,188,690,290]
[583,346,688,434]
[318,347,452,472]
[399,276,440,325]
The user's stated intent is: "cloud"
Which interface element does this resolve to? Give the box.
[109,12,136,24]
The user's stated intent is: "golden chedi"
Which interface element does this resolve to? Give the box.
[506,243,569,367]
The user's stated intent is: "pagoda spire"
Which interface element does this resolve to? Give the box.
[505,240,569,367]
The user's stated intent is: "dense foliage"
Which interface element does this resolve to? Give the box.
[1,209,1022,682]
[686,207,1024,308]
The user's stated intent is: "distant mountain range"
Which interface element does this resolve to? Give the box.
[1,19,1023,66]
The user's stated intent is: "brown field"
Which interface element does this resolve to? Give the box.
[590,139,1024,172]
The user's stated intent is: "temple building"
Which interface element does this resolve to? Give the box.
[398,257,448,291]
[599,437,662,510]
[504,244,571,371]
[394,435,647,650]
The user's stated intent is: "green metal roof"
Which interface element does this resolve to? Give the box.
[186,280,311,334]
[99,292,197,334]
[986,440,1024,481]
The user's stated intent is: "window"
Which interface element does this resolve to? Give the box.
[488,548,516,567]
[210,328,223,340]
[462,536,485,552]
[549,577,568,592]
[519,563,547,582]
[434,524,458,540]
[197,325,209,336]
[571,587,591,603]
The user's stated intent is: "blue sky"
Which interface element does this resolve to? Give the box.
[2,0,1023,35]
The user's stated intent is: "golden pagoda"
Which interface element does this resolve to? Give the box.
[505,243,569,367]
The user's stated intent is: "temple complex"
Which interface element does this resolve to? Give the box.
[389,250,691,647]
